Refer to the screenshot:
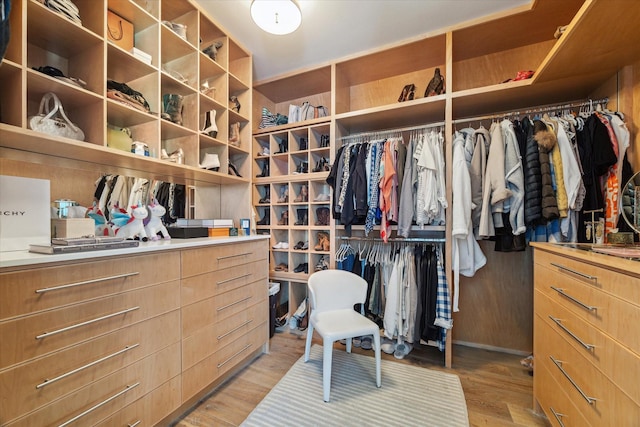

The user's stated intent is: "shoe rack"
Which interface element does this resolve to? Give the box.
[251,0,640,356]
[0,0,253,221]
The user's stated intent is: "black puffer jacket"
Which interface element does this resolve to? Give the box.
[533,120,559,222]
[520,118,542,226]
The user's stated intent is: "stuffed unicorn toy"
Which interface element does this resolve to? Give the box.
[110,202,148,241]
[144,199,171,240]
[86,202,114,236]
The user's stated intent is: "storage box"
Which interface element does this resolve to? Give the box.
[107,10,134,51]
[51,218,95,239]
[167,227,209,238]
[208,227,232,237]
[0,176,51,252]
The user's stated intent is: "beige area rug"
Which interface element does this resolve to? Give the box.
[241,344,469,427]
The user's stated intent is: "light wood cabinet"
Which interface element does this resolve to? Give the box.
[0,237,270,426]
[180,239,269,401]
[0,250,182,426]
[531,243,640,426]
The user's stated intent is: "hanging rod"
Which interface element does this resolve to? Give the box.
[338,121,446,141]
[338,236,446,243]
[452,97,610,125]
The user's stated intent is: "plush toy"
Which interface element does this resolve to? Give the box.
[110,202,148,241]
[144,199,171,240]
[86,202,114,236]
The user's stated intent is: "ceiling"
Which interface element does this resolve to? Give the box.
[194,0,530,83]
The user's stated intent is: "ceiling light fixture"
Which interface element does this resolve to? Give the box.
[250,0,302,35]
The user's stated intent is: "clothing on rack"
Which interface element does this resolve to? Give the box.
[453,99,631,245]
[328,127,447,241]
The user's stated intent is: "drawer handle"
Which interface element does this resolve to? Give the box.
[36,344,140,389]
[550,287,597,312]
[550,356,597,405]
[217,252,253,261]
[35,272,140,293]
[58,382,140,427]
[217,273,252,285]
[128,421,141,427]
[218,319,253,340]
[549,407,566,427]
[550,262,597,282]
[549,316,595,351]
[217,344,252,368]
[36,306,140,339]
[217,296,252,312]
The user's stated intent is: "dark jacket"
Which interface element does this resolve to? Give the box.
[520,118,542,226]
[533,120,559,222]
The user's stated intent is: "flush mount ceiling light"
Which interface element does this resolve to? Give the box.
[250,0,302,35]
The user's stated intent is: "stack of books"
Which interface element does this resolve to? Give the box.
[170,218,234,238]
[130,47,152,65]
[29,236,139,254]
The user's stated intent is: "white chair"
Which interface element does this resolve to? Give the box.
[304,269,381,402]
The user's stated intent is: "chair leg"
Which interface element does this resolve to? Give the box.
[304,325,314,362]
[346,338,352,353]
[373,333,381,388]
[323,339,333,402]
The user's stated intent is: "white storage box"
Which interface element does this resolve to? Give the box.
[51,218,95,239]
[0,175,51,252]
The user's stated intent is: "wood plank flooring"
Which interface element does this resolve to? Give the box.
[171,332,550,427]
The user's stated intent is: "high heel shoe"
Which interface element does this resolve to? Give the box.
[201,110,218,138]
[230,95,241,113]
[228,161,242,177]
[293,184,308,202]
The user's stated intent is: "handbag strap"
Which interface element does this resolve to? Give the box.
[36,92,80,132]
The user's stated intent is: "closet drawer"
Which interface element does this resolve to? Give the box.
[182,278,268,338]
[6,342,181,427]
[534,249,640,305]
[181,240,268,278]
[536,290,640,406]
[0,310,180,423]
[181,259,268,306]
[182,298,268,370]
[536,264,640,355]
[534,356,592,427]
[93,376,181,427]
[535,315,640,427]
[182,321,267,401]
[0,252,180,320]
[0,280,180,369]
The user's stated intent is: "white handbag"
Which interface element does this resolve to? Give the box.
[29,92,85,141]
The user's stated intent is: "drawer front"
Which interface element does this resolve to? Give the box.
[182,298,269,370]
[6,342,181,427]
[182,321,267,402]
[535,264,640,355]
[0,252,180,320]
[181,240,268,278]
[0,310,180,423]
[534,356,592,427]
[182,278,268,338]
[536,290,640,406]
[181,259,268,306]
[535,314,640,426]
[534,249,640,306]
[0,280,180,369]
[93,376,181,427]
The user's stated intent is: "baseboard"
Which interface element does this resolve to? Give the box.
[452,339,531,356]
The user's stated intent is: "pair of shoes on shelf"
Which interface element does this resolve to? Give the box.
[292,161,308,174]
[293,184,308,202]
[258,146,270,156]
[201,109,218,138]
[314,255,329,271]
[272,241,289,249]
[256,160,269,178]
[398,83,416,102]
[293,263,308,273]
[259,187,270,204]
[293,241,308,250]
[314,193,330,202]
[312,157,330,172]
[274,263,288,272]
[256,208,270,225]
[320,134,330,147]
[228,161,242,177]
[161,148,184,164]
[277,185,289,203]
[314,231,330,251]
[277,210,289,225]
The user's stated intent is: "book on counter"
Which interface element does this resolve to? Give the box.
[176,218,233,228]
[29,240,139,254]
[51,236,125,245]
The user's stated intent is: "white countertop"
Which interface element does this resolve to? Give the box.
[0,235,270,269]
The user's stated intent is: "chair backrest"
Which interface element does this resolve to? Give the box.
[307,269,367,314]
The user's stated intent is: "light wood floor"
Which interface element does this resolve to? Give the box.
[172,332,550,427]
